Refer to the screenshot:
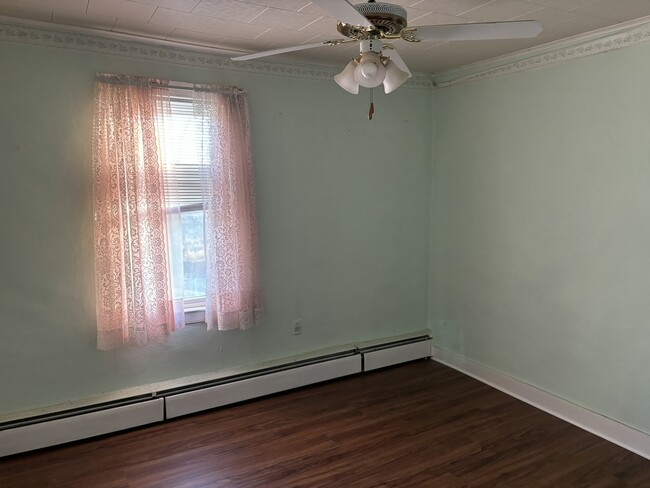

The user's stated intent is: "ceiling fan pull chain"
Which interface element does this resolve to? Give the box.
[368,88,375,120]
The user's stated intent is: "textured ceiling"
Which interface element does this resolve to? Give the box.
[1,0,650,74]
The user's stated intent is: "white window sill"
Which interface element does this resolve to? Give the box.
[185,308,205,325]
[184,297,206,325]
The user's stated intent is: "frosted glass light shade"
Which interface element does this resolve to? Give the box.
[383,59,411,94]
[334,60,360,94]
[353,52,386,88]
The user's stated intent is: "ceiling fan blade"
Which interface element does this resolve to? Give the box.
[311,0,374,28]
[232,40,346,61]
[409,20,542,42]
[384,47,411,76]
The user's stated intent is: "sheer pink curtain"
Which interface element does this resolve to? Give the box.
[92,74,181,350]
[194,87,261,331]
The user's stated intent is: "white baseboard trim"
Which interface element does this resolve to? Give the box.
[432,347,650,461]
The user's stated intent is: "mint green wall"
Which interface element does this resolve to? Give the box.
[4,28,648,436]
[431,44,650,433]
[0,40,432,415]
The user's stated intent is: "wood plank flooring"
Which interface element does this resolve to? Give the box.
[0,360,648,487]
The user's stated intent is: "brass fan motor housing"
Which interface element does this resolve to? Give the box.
[337,2,408,40]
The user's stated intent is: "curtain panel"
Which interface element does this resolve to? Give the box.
[92,74,181,350]
[92,75,260,349]
[194,87,261,331]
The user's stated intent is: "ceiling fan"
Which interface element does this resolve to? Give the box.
[232,0,542,96]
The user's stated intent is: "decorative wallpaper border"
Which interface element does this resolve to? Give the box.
[0,19,433,90]
[432,17,650,88]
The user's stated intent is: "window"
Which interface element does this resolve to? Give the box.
[92,75,260,350]
[158,92,208,311]
[180,208,207,300]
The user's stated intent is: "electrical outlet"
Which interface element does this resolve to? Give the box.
[293,319,303,335]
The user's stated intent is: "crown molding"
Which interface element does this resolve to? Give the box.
[0,17,432,90]
[432,16,650,88]
[7,13,649,92]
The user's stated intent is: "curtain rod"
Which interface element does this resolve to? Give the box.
[163,84,246,94]
[158,84,193,91]
[95,73,245,93]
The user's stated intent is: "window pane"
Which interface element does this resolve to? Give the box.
[160,97,206,208]
[181,210,206,299]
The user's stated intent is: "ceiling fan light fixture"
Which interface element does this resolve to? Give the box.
[383,59,411,94]
[334,59,360,94]
[353,51,386,88]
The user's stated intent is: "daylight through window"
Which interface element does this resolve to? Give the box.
[158,92,208,307]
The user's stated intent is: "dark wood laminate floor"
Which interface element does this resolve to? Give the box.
[0,360,648,487]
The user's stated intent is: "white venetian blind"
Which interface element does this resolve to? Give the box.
[158,91,207,208]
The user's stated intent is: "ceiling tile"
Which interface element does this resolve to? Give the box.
[420,40,516,70]
[296,2,335,16]
[128,0,200,12]
[255,26,316,45]
[524,0,600,10]
[218,35,277,52]
[385,0,420,6]
[572,0,650,23]
[192,0,266,23]
[113,18,175,37]
[409,12,469,26]
[204,17,269,38]
[238,0,312,10]
[53,9,116,29]
[411,0,494,16]
[166,27,227,45]
[53,0,88,13]
[0,0,55,9]
[537,14,612,39]
[403,6,433,23]
[298,16,341,36]
[88,0,155,23]
[460,0,544,22]
[0,0,54,22]
[512,6,583,28]
[248,7,321,30]
[149,7,212,31]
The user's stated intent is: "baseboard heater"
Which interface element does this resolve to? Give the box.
[0,334,430,457]
[359,337,434,371]
[0,398,164,457]
[164,351,362,419]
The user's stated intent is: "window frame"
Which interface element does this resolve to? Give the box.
[160,94,208,324]
[180,202,207,311]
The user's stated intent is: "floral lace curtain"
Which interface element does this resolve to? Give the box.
[92,74,183,350]
[92,75,260,348]
[194,87,261,331]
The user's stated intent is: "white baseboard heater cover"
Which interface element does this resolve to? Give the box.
[361,338,432,372]
[0,398,164,457]
[0,332,431,457]
[165,354,362,419]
